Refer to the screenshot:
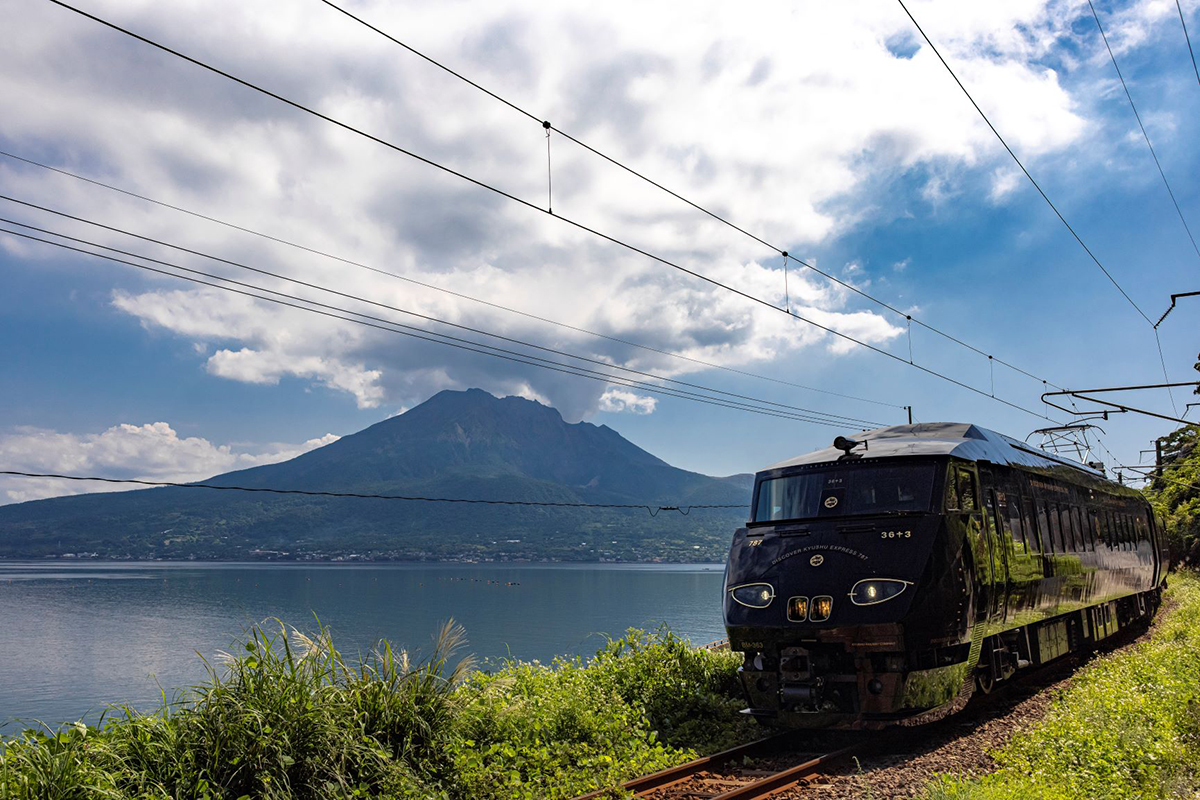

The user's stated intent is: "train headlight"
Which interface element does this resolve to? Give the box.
[730,582,775,608]
[849,579,911,606]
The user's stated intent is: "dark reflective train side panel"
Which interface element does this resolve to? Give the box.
[725,423,1168,729]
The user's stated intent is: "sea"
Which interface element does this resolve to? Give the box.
[0,561,728,730]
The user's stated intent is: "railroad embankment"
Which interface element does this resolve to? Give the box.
[924,571,1200,800]
[0,625,754,800]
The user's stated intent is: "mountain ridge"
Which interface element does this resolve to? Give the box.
[0,389,753,561]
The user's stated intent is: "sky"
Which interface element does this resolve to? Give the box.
[0,0,1197,504]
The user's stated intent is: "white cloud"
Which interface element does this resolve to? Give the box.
[0,0,1115,418]
[0,423,339,504]
[989,166,1024,202]
[598,388,658,415]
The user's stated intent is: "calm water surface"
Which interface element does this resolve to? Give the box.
[0,561,727,728]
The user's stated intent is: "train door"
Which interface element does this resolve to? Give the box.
[958,465,997,623]
[984,488,1009,622]
[1145,508,1162,582]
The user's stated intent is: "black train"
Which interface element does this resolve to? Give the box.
[723,423,1168,729]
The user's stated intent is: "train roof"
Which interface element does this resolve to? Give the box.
[762,422,1107,479]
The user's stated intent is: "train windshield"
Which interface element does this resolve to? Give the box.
[753,463,938,522]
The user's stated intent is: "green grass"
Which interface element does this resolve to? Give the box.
[0,624,756,800]
[926,571,1200,800]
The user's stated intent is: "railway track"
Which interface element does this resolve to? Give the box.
[571,732,871,800]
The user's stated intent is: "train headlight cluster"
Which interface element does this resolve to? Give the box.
[849,578,912,606]
[730,582,775,608]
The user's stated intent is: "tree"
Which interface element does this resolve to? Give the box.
[1144,424,1200,568]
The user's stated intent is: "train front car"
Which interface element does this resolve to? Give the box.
[724,422,1166,729]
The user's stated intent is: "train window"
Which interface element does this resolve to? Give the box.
[1087,511,1100,551]
[955,469,977,512]
[1068,507,1084,552]
[1036,503,1053,554]
[752,462,938,523]
[1059,506,1075,551]
[1049,505,1065,553]
[1006,495,1031,555]
[1019,498,1039,553]
[1121,515,1132,550]
[944,471,959,510]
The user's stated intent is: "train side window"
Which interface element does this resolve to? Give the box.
[957,469,977,512]
[1121,515,1132,550]
[1037,503,1054,553]
[1087,511,1100,551]
[1046,503,1065,554]
[1006,495,1030,555]
[1104,510,1115,549]
[944,468,960,511]
[1020,499,1040,553]
[1069,507,1084,552]
[1059,505,1075,551]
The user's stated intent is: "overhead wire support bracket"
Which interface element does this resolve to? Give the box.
[1041,381,1200,425]
[1154,290,1200,327]
[543,120,553,214]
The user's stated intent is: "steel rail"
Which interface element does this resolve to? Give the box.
[706,742,862,799]
[569,735,864,800]
[569,732,787,799]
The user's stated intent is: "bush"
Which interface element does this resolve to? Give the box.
[0,624,752,800]
[451,628,756,799]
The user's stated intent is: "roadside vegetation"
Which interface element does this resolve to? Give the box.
[926,570,1200,800]
[0,624,755,800]
[1144,423,1199,568]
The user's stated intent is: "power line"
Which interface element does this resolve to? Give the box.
[0,225,872,428]
[0,197,883,428]
[1116,462,1200,492]
[0,470,745,516]
[317,0,1064,392]
[1089,0,1200,264]
[896,0,1153,326]
[38,0,1060,422]
[0,149,903,411]
[1178,0,1200,86]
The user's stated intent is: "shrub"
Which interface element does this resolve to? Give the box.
[0,624,752,800]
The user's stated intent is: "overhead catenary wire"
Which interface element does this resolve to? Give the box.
[0,149,904,411]
[1089,0,1200,264]
[37,0,1061,423]
[0,470,745,516]
[1113,462,1200,493]
[316,0,1065,392]
[0,197,884,428]
[896,0,1154,326]
[0,225,877,429]
[1178,0,1200,86]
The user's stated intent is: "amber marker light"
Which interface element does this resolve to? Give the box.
[810,595,833,622]
[787,596,809,622]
